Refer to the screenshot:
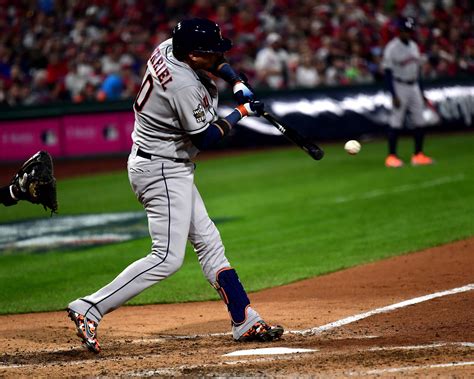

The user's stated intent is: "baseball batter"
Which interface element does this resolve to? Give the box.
[67,18,283,353]
[382,17,434,168]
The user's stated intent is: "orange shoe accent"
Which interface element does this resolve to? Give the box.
[385,154,404,168]
[411,153,434,166]
[237,320,284,342]
[67,309,101,353]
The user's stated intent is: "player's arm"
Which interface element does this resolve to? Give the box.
[0,185,18,206]
[190,102,264,150]
[211,58,254,104]
[417,67,430,104]
[383,68,396,97]
[382,45,400,108]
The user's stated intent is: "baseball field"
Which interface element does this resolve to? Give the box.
[0,132,473,376]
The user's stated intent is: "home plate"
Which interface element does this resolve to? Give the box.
[223,347,317,357]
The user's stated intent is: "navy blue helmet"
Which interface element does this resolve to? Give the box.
[172,18,232,59]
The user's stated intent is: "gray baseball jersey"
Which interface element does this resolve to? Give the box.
[132,38,218,160]
[68,38,263,339]
[383,37,426,128]
[382,37,421,81]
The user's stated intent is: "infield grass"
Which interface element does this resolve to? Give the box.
[0,132,473,314]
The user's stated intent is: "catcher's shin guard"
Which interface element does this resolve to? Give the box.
[213,268,250,326]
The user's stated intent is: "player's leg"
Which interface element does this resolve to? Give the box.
[67,158,195,352]
[386,83,408,167]
[187,184,283,342]
[408,86,433,165]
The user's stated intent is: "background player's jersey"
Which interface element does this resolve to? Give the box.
[382,37,421,82]
[132,39,218,160]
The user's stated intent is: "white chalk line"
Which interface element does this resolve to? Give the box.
[0,353,164,370]
[361,361,474,375]
[368,342,474,351]
[141,280,473,340]
[333,174,465,204]
[292,283,474,336]
[2,340,472,371]
[1,283,472,371]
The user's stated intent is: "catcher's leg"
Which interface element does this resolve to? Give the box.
[188,185,283,341]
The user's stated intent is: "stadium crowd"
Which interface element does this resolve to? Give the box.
[0,0,472,107]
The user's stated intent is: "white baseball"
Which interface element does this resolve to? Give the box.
[344,140,361,155]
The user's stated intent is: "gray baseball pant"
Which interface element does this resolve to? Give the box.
[68,151,260,338]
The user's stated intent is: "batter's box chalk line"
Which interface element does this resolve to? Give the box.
[289,283,474,336]
[123,283,474,343]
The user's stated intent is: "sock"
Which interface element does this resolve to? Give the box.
[413,128,424,154]
[387,128,399,155]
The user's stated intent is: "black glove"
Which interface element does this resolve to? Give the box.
[10,151,58,214]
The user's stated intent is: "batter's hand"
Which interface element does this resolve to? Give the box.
[237,101,265,118]
[233,80,254,104]
[392,95,401,109]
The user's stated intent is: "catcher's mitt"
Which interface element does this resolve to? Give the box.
[10,151,58,214]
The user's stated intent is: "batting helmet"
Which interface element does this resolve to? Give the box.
[172,18,232,59]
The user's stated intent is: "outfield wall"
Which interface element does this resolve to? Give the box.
[0,78,472,161]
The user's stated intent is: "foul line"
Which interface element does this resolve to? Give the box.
[333,174,465,204]
[362,361,474,375]
[291,283,474,336]
[368,342,474,351]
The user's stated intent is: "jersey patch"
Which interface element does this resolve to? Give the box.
[193,104,206,123]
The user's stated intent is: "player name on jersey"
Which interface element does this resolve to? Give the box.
[149,47,173,91]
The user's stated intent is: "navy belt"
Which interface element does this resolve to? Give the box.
[137,148,190,163]
[394,77,416,85]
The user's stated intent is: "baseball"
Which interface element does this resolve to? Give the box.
[344,140,361,155]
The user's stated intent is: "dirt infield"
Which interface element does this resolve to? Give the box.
[0,238,472,377]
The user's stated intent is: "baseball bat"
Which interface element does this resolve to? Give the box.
[262,112,324,161]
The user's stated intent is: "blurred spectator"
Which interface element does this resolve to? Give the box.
[255,33,289,89]
[0,0,471,107]
[294,52,320,88]
[97,73,124,101]
[23,69,53,105]
[65,61,87,102]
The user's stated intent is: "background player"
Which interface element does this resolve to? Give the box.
[66,18,284,353]
[382,17,434,168]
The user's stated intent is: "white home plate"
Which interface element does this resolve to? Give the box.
[223,347,317,357]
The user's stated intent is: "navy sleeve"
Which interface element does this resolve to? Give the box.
[190,123,224,150]
[418,70,425,94]
[384,69,396,97]
[190,109,243,150]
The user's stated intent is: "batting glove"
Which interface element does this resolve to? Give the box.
[236,101,265,118]
[233,81,254,104]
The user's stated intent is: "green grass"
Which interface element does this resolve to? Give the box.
[1,133,473,314]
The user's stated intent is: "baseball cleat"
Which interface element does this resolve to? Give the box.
[237,320,284,342]
[67,309,101,353]
[411,152,434,166]
[385,154,404,168]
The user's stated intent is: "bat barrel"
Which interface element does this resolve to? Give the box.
[306,144,324,160]
[263,112,324,161]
